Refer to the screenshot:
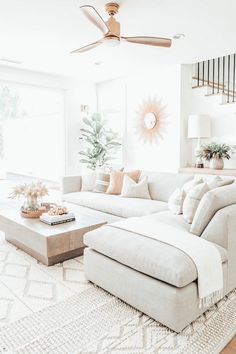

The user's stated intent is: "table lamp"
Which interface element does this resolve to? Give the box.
[188,114,211,168]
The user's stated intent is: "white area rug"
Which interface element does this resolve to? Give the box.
[0,235,235,353]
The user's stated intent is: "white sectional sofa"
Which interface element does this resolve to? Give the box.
[62,171,192,219]
[61,171,236,332]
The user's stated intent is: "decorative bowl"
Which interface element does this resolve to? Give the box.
[21,208,45,219]
[21,203,57,219]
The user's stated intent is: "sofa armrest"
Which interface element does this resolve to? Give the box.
[61,175,82,194]
[202,204,236,250]
[202,204,236,292]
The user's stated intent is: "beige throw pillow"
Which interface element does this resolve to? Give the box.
[183,182,210,223]
[93,170,110,193]
[81,172,96,191]
[107,170,141,195]
[191,183,236,236]
[121,175,150,199]
[168,177,203,215]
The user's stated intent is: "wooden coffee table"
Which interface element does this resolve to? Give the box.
[0,209,107,266]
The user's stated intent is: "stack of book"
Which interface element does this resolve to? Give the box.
[40,212,76,226]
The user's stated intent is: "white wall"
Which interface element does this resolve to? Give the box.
[0,65,96,177]
[97,65,182,172]
[126,66,181,172]
[96,78,126,166]
[65,81,96,175]
[181,64,236,168]
[97,63,236,173]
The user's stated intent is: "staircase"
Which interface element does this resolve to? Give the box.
[192,54,236,105]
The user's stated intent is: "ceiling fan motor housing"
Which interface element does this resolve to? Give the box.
[105,3,119,16]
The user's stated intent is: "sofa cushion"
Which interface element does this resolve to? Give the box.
[191,183,236,236]
[148,211,190,232]
[81,172,96,191]
[168,178,203,215]
[63,191,168,218]
[141,171,193,202]
[121,175,151,199]
[93,170,110,193]
[84,224,227,288]
[64,203,122,224]
[168,188,184,215]
[207,175,234,189]
[183,183,210,223]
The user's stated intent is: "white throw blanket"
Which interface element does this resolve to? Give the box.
[108,216,223,308]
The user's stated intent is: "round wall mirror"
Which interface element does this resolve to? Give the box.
[134,97,168,145]
[144,112,157,130]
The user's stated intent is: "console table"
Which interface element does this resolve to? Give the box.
[179,167,236,176]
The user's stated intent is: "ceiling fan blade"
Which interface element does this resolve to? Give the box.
[80,5,109,35]
[121,36,172,48]
[71,39,103,54]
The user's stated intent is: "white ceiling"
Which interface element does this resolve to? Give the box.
[0,0,235,82]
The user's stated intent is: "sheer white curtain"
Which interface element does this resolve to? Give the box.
[0,82,65,181]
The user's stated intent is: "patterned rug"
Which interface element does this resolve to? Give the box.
[0,236,235,353]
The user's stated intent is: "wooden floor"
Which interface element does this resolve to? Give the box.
[221,335,236,353]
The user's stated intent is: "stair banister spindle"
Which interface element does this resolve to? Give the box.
[213,59,215,94]
[192,53,236,105]
[207,60,210,85]
[228,55,230,103]
[233,54,235,102]
[202,61,205,85]
[223,56,225,93]
[197,62,200,86]
[217,57,220,93]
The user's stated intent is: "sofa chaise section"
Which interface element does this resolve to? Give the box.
[84,223,227,288]
[83,204,236,332]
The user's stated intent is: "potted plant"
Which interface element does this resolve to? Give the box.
[198,142,236,169]
[79,113,121,170]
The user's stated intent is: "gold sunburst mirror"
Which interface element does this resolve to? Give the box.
[134,97,168,145]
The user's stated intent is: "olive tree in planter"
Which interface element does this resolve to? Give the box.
[198,142,236,169]
[79,113,121,170]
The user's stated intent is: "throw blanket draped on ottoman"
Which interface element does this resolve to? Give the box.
[108,216,223,308]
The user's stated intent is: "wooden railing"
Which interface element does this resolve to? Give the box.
[193,54,236,104]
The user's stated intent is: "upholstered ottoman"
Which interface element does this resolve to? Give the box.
[83,224,228,332]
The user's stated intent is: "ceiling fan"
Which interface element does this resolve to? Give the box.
[71,2,172,54]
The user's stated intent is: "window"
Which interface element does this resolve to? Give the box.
[0,82,65,181]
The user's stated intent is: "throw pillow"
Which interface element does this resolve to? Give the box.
[106,170,141,195]
[207,175,234,189]
[168,177,203,215]
[182,182,210,223]
[168,188,185,215]
[191,183,236,236]
[121,175,151,199]
[93,170,110,193]
[81,172,96,191]
[182,177,204,195]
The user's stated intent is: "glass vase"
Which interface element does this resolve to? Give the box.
[23,196,40,211]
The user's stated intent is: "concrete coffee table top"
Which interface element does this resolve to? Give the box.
[0,208,107,266]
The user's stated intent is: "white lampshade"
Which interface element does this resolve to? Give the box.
[188,115,211,138]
